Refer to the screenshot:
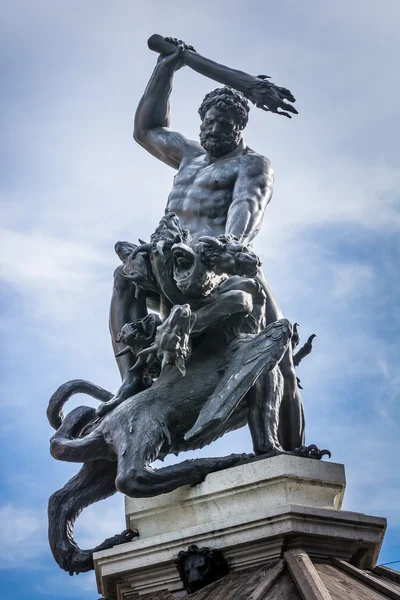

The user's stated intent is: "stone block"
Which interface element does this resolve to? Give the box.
[93,456,385,599]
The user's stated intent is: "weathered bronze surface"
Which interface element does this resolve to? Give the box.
[47,36,327,575]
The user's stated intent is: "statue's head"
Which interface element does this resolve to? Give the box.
[198,87,249,158]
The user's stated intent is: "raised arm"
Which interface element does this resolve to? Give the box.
[226,155,274,244]
[133,46,198,169]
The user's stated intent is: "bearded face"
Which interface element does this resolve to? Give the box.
[199,106,243,158]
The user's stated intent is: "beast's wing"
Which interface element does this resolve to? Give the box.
[184,318,292,442]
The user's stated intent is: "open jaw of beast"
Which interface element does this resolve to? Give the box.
[172,242,224,297]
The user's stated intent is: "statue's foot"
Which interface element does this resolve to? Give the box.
[252,444,331,461]
[292,444,331,460]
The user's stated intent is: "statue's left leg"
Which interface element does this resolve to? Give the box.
[277,348,305,450]
[256,269,305,451]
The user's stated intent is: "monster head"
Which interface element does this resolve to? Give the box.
[171,242,225,298]
[154,303,196,375]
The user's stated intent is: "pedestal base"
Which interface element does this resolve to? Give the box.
[93,456,386,599]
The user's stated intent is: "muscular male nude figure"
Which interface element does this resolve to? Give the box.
[110,45,304,450]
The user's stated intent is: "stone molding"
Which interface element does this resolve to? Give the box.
[124,455,346,540]
[93,456,386,599]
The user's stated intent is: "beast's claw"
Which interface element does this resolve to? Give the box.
[294,444,331,460]
[111,528,139,544]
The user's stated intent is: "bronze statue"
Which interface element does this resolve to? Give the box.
[47,36,327,576]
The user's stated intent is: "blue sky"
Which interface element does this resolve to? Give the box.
[0,1,399,598]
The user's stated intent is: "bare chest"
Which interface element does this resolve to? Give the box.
[178,157,237,190]
[168,158,237,217]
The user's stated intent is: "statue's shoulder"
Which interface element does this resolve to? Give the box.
[241,147,273,177]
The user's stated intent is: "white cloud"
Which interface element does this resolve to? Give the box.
[0,226,108,294]
[0,505,47,569]
[331,263,374,300]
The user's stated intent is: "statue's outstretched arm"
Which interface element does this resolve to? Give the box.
[133,45,199,169]
[148,35,298,118]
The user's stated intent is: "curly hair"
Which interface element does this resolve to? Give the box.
[198,87,250,129]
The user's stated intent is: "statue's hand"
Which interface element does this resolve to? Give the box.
[198,235,261,278]
[249,76,298,119]
[157,38,196,71]
[164,37,196,53]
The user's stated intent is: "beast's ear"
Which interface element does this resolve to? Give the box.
[115,241,137,263]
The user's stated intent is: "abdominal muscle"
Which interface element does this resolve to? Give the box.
[166,159,237,243]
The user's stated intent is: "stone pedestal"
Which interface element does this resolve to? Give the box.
[94,456,386,599]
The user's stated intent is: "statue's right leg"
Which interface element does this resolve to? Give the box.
[257,270,305,451]
[109,266,148,401]
[247,368,285,456]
